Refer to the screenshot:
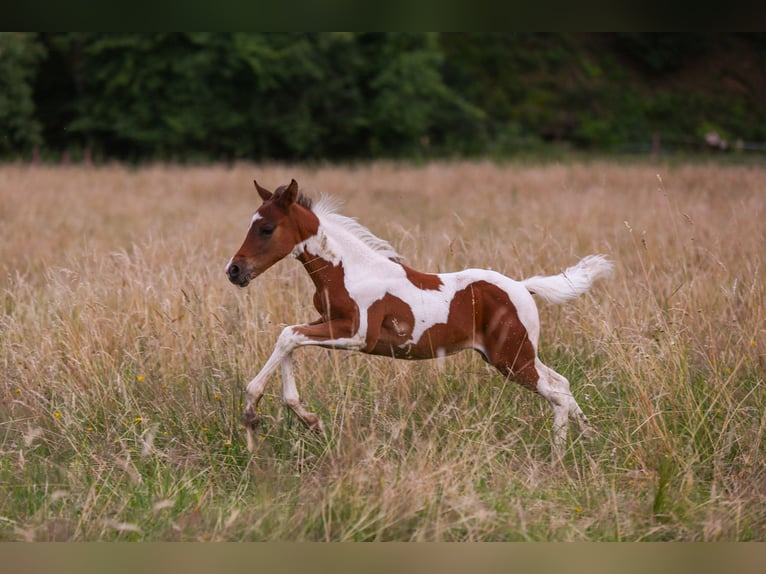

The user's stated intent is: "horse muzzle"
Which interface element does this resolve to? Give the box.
[225,260,253,287]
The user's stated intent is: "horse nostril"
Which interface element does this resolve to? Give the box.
[227,264,240,279]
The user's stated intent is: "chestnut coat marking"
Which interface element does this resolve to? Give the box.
[225,179,613,457]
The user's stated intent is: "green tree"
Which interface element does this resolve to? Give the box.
[363,33,485,156]
[0,33,45,156]
[53,33,366,160]
[48,33,483,161]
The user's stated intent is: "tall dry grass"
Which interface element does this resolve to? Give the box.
[1,160,764,540]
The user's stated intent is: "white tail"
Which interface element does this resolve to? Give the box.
[522,254,614,304]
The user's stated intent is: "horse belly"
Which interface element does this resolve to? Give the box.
[368,335,471,360]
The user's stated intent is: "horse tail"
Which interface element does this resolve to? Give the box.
[522,254,613,304]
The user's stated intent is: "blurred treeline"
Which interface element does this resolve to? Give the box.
[3,32,766,162]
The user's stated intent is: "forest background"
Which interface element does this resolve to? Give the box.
[3,33,766,163]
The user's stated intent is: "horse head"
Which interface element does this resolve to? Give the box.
[225,179,315,287]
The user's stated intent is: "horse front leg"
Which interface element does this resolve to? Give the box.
[281,355,324,434]
[277,318,363,433]
[243,319,360,451]
[242,377,273,453]
[242,326,305,451]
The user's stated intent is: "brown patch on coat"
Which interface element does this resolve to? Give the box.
[475,282,539,390]
[297,251,360,330]
[365,293,417,356]
[401,264,443,290]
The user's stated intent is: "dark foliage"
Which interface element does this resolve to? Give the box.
[3,33,765,161]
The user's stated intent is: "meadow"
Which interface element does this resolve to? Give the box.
[0,160,764,541]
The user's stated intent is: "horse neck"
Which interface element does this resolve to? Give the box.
[296,248,341,292]
[294,219,390,294]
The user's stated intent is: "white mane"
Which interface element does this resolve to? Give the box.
[311,195,402,262]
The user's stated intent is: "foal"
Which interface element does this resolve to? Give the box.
[226,179,613,456]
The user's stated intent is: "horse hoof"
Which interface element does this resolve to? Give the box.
[306,416,325,435]
[242,409,260,431]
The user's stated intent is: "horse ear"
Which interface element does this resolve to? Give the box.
[275,179,299,209]
[254,179,272,201]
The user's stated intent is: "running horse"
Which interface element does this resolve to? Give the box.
[225,179,613,456]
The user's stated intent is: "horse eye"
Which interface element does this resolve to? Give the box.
[260,225,275,236]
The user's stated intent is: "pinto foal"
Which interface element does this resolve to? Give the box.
[226,179,613,457]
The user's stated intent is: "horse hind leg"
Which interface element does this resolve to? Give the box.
[535,360,591,458]
[544,362,591,435]
[478,295,590,458]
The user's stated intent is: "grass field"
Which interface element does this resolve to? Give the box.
[1,160,764,541]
